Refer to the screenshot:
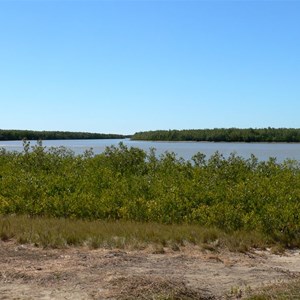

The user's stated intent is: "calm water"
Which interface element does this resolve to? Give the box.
[1,139,300,162]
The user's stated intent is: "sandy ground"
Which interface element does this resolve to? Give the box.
[0,241,300,299]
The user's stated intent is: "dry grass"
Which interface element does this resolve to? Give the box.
[0,215,274,252]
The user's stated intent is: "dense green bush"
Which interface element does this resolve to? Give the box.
[1,141,300,246]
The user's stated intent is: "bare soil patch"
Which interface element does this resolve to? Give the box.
[0,241,299,299]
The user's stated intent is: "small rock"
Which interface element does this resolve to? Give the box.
[15,245,27,251]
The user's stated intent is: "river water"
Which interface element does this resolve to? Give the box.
[1,139,300,162]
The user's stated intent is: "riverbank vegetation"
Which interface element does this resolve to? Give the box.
[0,129,126,141]
[132,128,300,142]
[1,141,300,249]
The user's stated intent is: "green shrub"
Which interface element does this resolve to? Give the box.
[1,142,300,246]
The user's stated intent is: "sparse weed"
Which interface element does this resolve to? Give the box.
[246,279,300,299]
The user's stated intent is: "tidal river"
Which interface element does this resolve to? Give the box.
[1,139,300,162]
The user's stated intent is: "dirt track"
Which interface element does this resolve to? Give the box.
[0,241,300,299]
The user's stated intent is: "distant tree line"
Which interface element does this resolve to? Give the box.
[0,129,127,141]
[131,128,300,143]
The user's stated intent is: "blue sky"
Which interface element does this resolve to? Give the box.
[0,0,299,135]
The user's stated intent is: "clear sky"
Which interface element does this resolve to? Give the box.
[0,0,299,135]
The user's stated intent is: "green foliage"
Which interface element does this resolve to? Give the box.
[1,142,300,246]
[132,127,300,142]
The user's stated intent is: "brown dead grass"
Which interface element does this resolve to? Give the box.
[109,275,214,300]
